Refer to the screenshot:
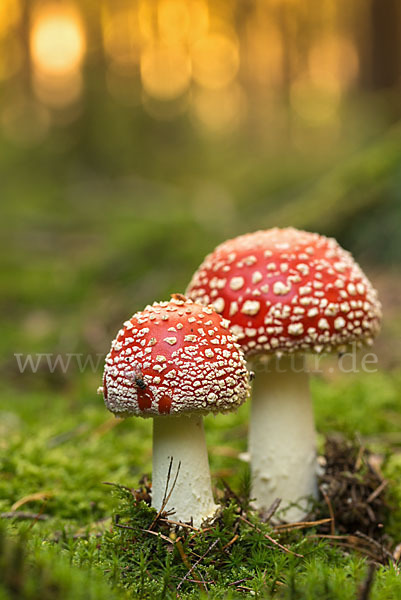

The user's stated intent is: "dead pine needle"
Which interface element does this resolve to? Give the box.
[238,515,303,558]
[274,517,333,532]
[149,457,181,530]
[176,540,205,592]
[177,539,219,590]
[261,497,282,523]
[222,534,239,551]
[320,487,336,536]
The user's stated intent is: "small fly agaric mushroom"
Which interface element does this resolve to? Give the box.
[186,228,381,521]
[100,295,250,526]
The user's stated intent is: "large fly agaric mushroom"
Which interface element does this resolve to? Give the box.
[101,295,250,526]
[186,228,381,521]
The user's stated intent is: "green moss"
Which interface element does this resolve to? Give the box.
[2,367,401,598]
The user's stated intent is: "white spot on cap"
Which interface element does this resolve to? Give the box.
[325,303,338,316]
[334,262,346,273]
[204,349,214,358]
[288,323,304,336]
[229,301,238,316]
[300,297,313,306]
[213,298,225,313]
[347,283,357,296]
[318,318,330,330]
[296,263,310,276]
[164,337,177,345]
[252,271,263,284]
[334,317,346,330]
[231,324,245,338]
[230,276,245,290]
[241,300,261,316]
[273,281,291,295]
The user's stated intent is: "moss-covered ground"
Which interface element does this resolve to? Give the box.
[1,367,401,599]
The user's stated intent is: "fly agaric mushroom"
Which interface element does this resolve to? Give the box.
[186,228,381,521]
[101,295,250,526]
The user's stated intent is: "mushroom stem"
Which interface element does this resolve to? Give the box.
[152,415,218,526]
[249,354,318,522]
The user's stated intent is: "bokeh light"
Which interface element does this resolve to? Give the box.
[158,0,209,43]
[140,43,191,100]
[0,0,397,140]
[31,4,85,76]
[191,31,239,90]
[308,35,359,89]
[30,2,86,109]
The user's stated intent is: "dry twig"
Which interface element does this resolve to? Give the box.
[149,457,181,530]
[177,539,219,590]
[239,515,303,558]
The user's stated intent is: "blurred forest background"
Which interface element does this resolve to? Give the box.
[1,0,401,389]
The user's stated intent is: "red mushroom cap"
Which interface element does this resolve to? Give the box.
[102,295,250,417]
[186,228,382,357]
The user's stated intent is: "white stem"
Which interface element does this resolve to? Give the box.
[249,355,318,522]
[152,415,218,527]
